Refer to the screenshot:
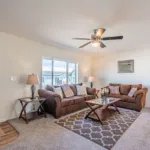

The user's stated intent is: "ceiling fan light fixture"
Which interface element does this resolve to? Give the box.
[94,28,106,38]
[91,41,100,47]
[73,28,123,48]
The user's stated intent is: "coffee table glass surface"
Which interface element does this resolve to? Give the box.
[86,97,120,105]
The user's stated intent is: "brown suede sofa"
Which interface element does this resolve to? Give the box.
[38,83,96,118]
[105,83,148,111]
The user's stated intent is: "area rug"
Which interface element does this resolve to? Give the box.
[0,122,19,146]
[56,108,140,150]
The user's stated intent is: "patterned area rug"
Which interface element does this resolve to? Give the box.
[56,108,140,150]
[0,122,19,146]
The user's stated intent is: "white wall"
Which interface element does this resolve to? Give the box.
[2,31,150,122]
[93,49,150,107]
[0,32,93,122]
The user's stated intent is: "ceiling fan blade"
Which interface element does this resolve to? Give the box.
[94,28,106,38]
[101,36,123,40]
[100,41,106,48]
[72,38,91,40]
[79,41,91,48]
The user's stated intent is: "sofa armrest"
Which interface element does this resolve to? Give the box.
[38,89,61,118]
[38,89,61,99]
[134,88,148,97]
[86,87,96,95]
[134,88,148,109]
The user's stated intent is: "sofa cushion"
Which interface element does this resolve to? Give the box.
[61,97,75,107]
[120,84,131,95]
[70,84,77,96]
[86,87,96,95]
[73,96,85,104]
[109,86,120,94]
[85,95,95,100]
[70,83,82,96]
[61,85,74,98]
[131,84,142,90]
[120,95,136,103]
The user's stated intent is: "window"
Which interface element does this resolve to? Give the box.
[42,58,52,88]
[42,58,78,88]
[53,60,67,86]
[68,62,76,84]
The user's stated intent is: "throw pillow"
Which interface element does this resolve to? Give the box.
[82,82,91,88]
[62,85,74,98]
[128,87,137,97]
[109,86,120,95]
[54,87,63,98]
[45,85,55,91]
[76,85,87,96]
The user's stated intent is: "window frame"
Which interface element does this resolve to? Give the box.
[41,57,78,87]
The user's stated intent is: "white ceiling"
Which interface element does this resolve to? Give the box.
[0,0,150,53]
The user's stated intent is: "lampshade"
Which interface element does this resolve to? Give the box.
[88,76,95,82]
[91,41,100,47]
[26,74,39,85]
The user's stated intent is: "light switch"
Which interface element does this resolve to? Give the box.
[10,76,17,81]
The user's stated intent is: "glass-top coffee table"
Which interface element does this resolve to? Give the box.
[85,97,121,125]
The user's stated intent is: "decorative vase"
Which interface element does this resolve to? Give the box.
[101,88,109,101]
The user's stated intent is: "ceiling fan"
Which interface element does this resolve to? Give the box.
[72,28,123,48]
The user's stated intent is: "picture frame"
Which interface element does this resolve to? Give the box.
[118,60,134,73]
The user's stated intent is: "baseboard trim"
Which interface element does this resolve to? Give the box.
[0,118,8,123]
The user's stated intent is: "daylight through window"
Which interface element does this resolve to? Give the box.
[42,58,78,88]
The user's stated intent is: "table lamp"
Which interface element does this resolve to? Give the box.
[88,76,95,88]
[26,73,39,99]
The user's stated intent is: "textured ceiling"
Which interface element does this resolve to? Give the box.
[0,0,150,53]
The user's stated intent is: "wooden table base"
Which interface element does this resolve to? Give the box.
[18,97,47,124]
[85,103,120,125]
[88,108,117,121]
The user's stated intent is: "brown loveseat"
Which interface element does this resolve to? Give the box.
[106,83,148,111]
[38,83,96,118]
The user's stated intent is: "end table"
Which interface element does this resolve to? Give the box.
[95,89,101,98]
[18,97,47,124]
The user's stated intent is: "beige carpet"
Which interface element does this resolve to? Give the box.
[1,108,150,150]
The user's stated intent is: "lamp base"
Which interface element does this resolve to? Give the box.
[90,82,93,88]
[31,84,36,100]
